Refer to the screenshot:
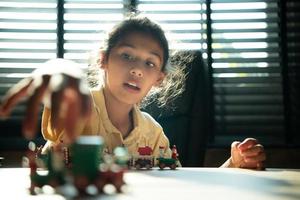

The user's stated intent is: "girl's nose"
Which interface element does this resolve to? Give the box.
[130,67,143,77]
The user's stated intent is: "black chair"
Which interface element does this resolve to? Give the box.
[142,50,213,166]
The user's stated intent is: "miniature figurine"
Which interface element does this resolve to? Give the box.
[171,145,179,160]
[26,142,65,195]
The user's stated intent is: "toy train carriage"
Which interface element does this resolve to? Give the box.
[130,146,155,169]
[71,136,104,181]
[28,150,66,194]
[132,155,155,169]
[70,136,126,193]
[156,157,178,170]
[96,164,125,193]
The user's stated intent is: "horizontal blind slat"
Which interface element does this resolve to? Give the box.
[137,0,206,51]
[214,95,283,104]
[63,0,124,63]
[213,67,280,73]
[0,0,57,121]
[215,105,284,114]
[214,85,282,94]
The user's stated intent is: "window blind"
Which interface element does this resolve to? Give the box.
[63,0,124,65]
[210,0,285,145]
[0,0,57,120]
[0,0,125,119]
[137,0,207,51]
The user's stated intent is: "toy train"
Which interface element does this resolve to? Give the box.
[25,136,180,196]
[129,145,180,170]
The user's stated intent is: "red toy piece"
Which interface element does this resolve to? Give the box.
[27,143,38,194]
[138,146,153,155]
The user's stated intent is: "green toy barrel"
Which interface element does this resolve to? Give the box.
[157,157,176,165]
[70,136,104,180]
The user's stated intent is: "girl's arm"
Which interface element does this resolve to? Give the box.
[0,59,92,142]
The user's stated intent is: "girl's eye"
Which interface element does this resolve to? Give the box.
[121,53,134,61]
[145,61,156,68]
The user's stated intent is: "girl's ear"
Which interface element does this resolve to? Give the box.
[98,51,108,69]
[154,72,166,87]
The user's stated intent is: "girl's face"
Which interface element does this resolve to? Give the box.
[101,31,165,106]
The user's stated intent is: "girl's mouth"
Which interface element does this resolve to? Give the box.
[124,82,141,92]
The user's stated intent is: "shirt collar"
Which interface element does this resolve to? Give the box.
[91,87,141,142]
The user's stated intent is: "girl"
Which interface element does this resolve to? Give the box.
[0,16,265,168]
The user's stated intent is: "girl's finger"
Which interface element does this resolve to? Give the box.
[81,93,92,119]
[23,76,50,139]
[244,152,266,163]
[240,162,258,169]
[231,141,241,149]
[256,161,266,171]
[240,144,264,157]
[63,88,81,142]
[50,89,64,131]
[238,138,259,151]
[49,74,69,130]
[0,78,33,117]
[78,79,92,119]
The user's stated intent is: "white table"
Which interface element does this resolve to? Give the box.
[0,167,299,200]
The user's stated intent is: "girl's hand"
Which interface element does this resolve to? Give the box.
[230,138,266,170]
[0,59,92,142]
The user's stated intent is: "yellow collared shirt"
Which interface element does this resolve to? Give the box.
[41,87,172,159]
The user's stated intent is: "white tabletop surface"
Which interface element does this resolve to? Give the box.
[0,167,300,200]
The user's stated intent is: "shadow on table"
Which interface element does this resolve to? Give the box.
[139,168,300,200]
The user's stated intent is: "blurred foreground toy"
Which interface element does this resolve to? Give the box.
[25,136,128,196]
[25,142,65,195]
[71,137,126,194]
[156,145,179,170]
